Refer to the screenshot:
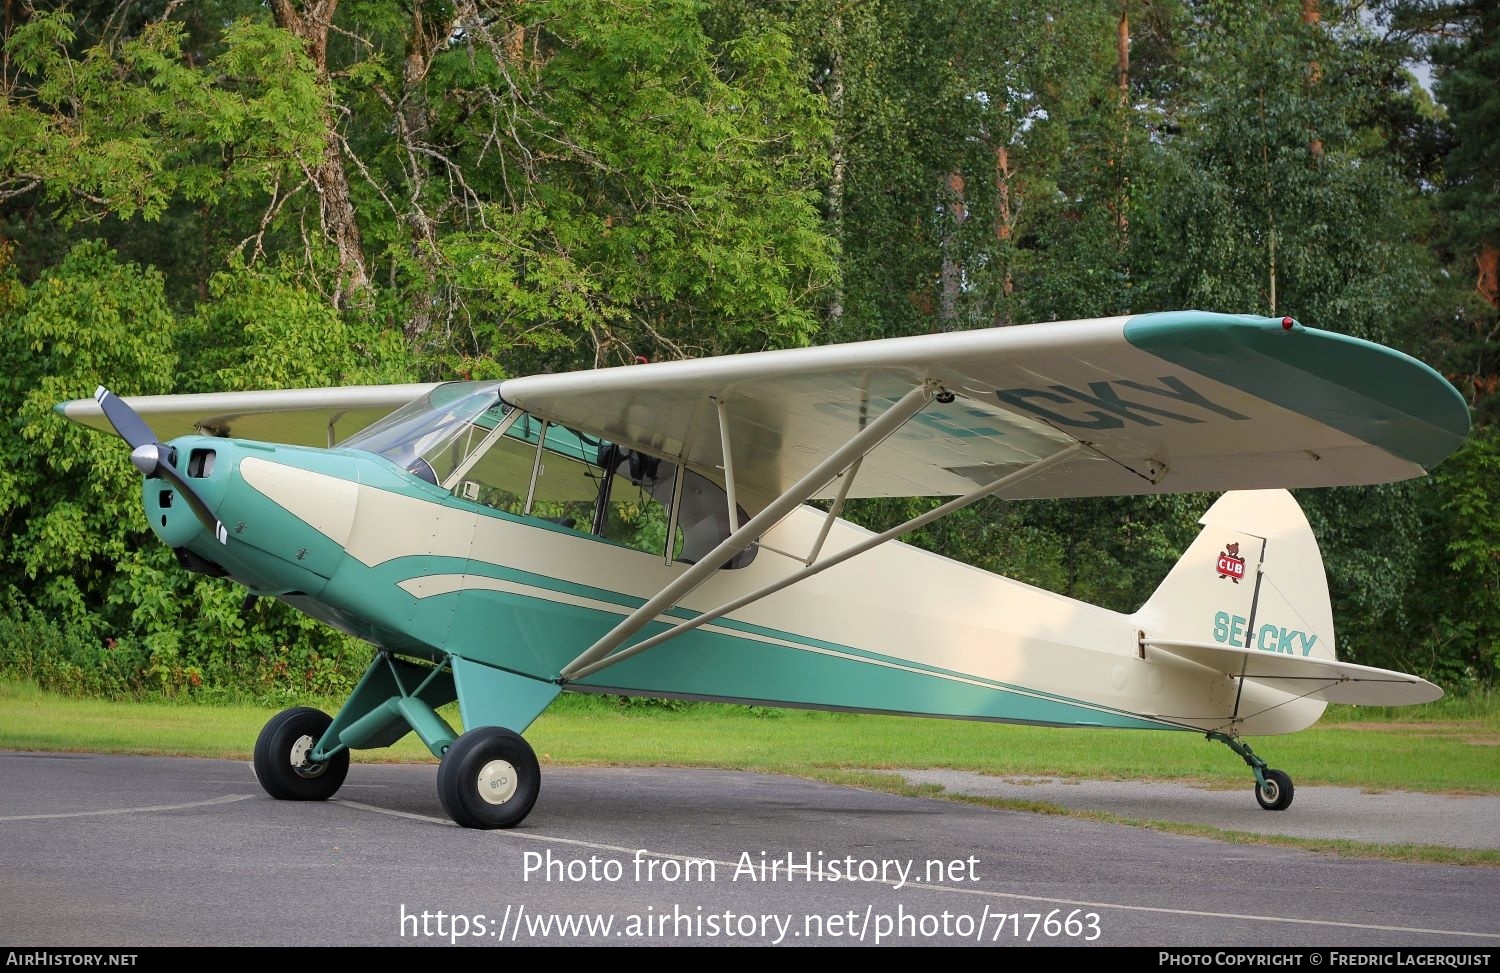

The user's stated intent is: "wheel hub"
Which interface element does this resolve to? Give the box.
[289,734,327,779]
[477,759,518,805]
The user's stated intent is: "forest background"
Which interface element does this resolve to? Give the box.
[0,0,1495,700]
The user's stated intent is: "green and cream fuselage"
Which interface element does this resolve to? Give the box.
[149,424,1315,757]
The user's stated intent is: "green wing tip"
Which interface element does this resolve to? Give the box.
[1125,310,1472,469]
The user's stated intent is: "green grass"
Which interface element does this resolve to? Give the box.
[4,681,1498,865]
[2,680,1495,793]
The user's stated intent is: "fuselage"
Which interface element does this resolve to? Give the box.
[148,435,1324,736]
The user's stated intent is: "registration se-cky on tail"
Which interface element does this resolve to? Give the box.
[58,311,1470,828]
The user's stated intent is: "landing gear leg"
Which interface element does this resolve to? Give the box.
[1208,731,1294,811]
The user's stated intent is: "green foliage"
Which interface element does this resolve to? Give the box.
[1396,0,1500,426]
[0,244,387,698]
[0,0,1494,699]
[0,241,177,624]
[180,262,414,391]
[0,597,147,697]
[418,0,836,366]
[1300,483,1426,668]
[1,11,326,223]
[1135,0,1431,339]
[1420,428,1500,686]
[1429,2,1500,257]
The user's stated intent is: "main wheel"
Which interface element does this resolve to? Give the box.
[253,706,349,801]
[1254,769,1294,811]
[436,726,540,830]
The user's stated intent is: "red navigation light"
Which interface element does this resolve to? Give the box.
[1281,316,1295,330]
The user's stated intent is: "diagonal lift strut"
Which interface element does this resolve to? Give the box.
[561,418,1085,682]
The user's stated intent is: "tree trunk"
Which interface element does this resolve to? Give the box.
[269,0,372,308]
[1303,0,1324,160]
[1116,1,1130,104]
[826,13,846,331]
[1115,1,1130,250]
[2,0,14,76]
[1260,91,1277,314]
[939,171,966,331]
[505,18,526,63]
[993,142,1015,314]
[1478,247,1499,309]
[394,0,455,340]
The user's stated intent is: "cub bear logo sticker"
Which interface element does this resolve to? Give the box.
[1216,542,1246,583]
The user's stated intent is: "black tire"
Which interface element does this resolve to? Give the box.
[436,726,540,829]
[253,706,349,801]
[1254,768,1294,811]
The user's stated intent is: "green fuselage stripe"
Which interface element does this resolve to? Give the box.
[378,555,1181,731]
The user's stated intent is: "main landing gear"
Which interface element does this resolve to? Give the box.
[252,705,544,829]
[252,654,559,829]
[1209,731,1294,811]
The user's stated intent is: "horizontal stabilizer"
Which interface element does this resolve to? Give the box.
[1143,638,1443,706]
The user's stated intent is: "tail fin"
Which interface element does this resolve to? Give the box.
[1132,491,1440,730]
[1134,490,1335,664]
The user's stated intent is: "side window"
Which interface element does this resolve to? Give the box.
[451,433,538,513]
[600,449,756,569]
[455,418,600,531]
[595,448,682,557]
[450,411,755,569]
[673,467,756,569]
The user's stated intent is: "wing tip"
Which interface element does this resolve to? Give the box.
[1125,310,1472,470]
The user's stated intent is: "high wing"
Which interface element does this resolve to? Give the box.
[55,311,1469,510]
[55,384,440,447]
[498,311,1471,511]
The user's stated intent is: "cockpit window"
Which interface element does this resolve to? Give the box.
[347,385,755,568]
[337,381,503,484]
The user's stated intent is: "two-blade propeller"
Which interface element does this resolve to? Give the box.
[94,386,228,545]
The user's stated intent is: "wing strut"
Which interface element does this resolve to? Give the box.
[559,382,938,680]
[713,397,740,530]
[562,440,1086,683]
[806,456,862,565]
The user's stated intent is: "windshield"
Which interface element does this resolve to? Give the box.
[338,381,503,483]
[341,380,755,568]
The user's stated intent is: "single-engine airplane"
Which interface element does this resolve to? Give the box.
[58,311,1470,828]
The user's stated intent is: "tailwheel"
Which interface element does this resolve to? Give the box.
[1208,731,1295,812]
[1254,769,1294,811]
[253,707,349,801]
[436,726,540,829]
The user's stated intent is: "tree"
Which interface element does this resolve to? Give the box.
[0,0,840,694]
[0,242,177,626]
[264,0,372,306]
[1389,0,1500,422]
[0,0,1492,694]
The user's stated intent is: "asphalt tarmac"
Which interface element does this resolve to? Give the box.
[1,751,1496,947]
[899,770,1500,850]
